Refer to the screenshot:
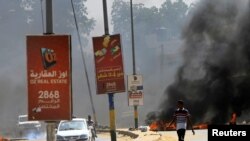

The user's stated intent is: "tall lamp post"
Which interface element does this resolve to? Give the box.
[45,1,56,141]
[130,0,139,129]
[102,0,117,141]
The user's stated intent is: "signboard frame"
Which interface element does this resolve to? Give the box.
[27,35,72,121]
[92,34,126,94]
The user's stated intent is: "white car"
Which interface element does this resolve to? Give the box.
[138,126,148,132]
[17,115,42,138]
[56,118,92,141]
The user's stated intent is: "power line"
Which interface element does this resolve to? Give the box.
[70,0,97,123]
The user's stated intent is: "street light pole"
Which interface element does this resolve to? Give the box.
[70,0,97,128]
[130,0,135,74]
[130,0,139,129]
[103,0,109,35]
[45,0,53,34]
[102,0,117,141]
[45,1,56,141]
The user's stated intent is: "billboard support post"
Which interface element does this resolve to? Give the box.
[108,93,116,141]
[45,1,54,141]
[45,0,53,34]
[100,0,120,141]
[130,0,140,129]
[134,106,138,129]
[46,121,56,141]
[102,0,109,35]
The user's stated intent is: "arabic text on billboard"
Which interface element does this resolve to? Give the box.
[92,34,125,94]
[27,35,72,121]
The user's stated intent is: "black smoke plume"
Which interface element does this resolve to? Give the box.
[151,0,250,124]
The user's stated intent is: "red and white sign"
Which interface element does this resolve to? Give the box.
[128,75,144,106]
[27,35,72,121]
[92,34,125,94]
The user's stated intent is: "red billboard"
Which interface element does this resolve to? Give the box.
[92,34,125,94]
[27,35,72,121]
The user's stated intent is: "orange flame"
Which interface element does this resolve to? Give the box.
[0,136,9,141]
[193,123,208,129]
[149,121,159,131]
[229,112,237,125]
[150,120,208,131]
[149,120,176,131]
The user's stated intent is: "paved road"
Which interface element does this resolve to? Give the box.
[12,137,111,141]
[7,130,208,141]
[96,138,110,141]
[158,129,207,141]
[8,134,111,141]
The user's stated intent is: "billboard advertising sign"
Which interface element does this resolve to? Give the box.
[92,34,125,94]
[128,75,144,106]
[27,35,72,121]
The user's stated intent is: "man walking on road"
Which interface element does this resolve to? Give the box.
[87,115,97,138]
[167,100,195,141]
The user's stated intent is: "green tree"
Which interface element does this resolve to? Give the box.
[111,0,159,46]
[19,0,95,45]
[111,0,131,45]
[111,0,161,75]
[111,0,189,45]
[111,0,190,73]
[158,0,188,40]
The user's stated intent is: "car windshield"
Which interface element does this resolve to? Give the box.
[59,121,87,131]
[19,115,28,122]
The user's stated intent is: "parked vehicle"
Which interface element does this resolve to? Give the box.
[138,126,148,132]
[17,115,42,139]
[56,118,92,141]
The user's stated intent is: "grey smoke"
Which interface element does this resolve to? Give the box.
[156,0,250,124]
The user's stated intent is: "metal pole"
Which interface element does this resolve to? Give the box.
[160,44,164,88]
[134,106,138,129]
[46,121,56,141]
[103,0,109,35]
[108,93,116,141]
[130,0,139,129]
[90,98,97,125]
[70,0,97,124]
[45,0,53,34]
[102,0,116,140]
[130,0,136,74]
[45,1,56,141]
